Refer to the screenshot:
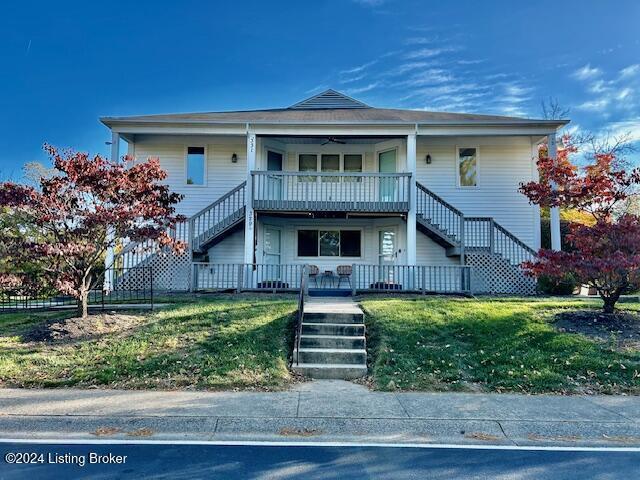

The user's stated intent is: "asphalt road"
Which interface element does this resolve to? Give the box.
[0,442,639,479]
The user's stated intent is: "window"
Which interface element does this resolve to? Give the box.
[343,154,363,173]
[299,154,317,172]
[457,147,477,187]
[297,229,361,257]
[299,154,317,182]
[340,230,361,257]
[321,154,340,182]
[297,230,318,256]
[186,146,205,185]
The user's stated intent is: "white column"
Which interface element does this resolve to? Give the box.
[243,131,257,264]
[548,134,561,251]
[406,133,417,265]
[104,132,120,291]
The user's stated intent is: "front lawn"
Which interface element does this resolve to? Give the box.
[0,294,297,390]
[361,296,640,394]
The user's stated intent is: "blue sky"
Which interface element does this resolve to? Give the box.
[1,0,639,177]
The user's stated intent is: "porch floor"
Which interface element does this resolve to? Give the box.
[304,297,363,315]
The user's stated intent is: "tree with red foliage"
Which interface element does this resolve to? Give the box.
[520,136,640,313]
[0,145,185,317]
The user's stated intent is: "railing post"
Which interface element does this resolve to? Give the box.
[192,263,198,292]
[351,264,357,296]
[489,219,495,254]
[303,264,309,296]
[459,214,466,266]
[421,266,426,295]
[236,264,243,293]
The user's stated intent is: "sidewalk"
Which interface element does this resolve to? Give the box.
[1,381,639,447]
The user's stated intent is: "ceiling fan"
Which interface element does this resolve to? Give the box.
[321,137,346,145]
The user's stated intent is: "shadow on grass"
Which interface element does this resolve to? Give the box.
[362,296,640,394]
[0,295,298,390]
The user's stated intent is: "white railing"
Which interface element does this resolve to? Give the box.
[252,171,411,212]
[464,217,536,265]
[352,264,472,294]
[192,263,473,294]
[416,182,464,243]
[193,263,305,292]
[190,182,246,252]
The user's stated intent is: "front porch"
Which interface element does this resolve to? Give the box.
[192,262,472,295]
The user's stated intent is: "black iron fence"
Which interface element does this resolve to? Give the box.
[0,267,153,313]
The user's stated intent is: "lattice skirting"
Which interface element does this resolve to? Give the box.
[466,252,536,295]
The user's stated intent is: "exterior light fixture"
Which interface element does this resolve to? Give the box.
[426,154,432,164]
[231,153,238,163]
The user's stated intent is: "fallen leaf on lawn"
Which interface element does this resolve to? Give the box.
[92,427,122,436]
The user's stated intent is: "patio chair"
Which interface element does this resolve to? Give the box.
[308,265,319,287]
[337,265,352,288]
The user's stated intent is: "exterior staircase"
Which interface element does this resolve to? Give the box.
[190,181,246,255]
[292,298,367,379]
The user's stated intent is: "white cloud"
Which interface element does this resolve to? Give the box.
[572,64,602,81]
[577,98,610,111]
[404,46,459,59]
[340,60,377,75]
[457,59,485,65]
[344,82,380,94]
[620,64,640,78]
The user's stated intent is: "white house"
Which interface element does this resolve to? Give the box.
[101,90,567,295]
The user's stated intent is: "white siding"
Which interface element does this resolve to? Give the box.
[416,234,459,266]
[417,136,539,249]
[132,135,247,217]
[207,229,244,263]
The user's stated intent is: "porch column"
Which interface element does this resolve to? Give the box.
[104,131,120,291]
[243,130,256,264]
[406,133,417,265]
[548,134,561,251]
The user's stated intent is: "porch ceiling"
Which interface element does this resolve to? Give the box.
[260,135,400,144]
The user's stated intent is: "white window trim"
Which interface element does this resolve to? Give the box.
[455,145,479,188]
[263,147,285,171]
[296,152,365,173]
[294,227,364,260]
[184,145,208,187]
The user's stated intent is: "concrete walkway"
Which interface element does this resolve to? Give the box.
[1,381,639,447]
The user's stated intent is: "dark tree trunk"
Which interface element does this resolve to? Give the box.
[77,291,88,318]
[602,293,620,314]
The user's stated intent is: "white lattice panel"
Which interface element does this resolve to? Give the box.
[466,253,535,295]
[115,222,192,292]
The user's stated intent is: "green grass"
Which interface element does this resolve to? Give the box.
[0,294,297,390]
[361,296,640,394]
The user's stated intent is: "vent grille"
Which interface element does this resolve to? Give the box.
[290,89,370,110]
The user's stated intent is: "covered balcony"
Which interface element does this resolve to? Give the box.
[251,171,411,213]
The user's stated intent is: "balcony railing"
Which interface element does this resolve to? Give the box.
[252,171,411,213]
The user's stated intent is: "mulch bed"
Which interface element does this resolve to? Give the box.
[554,310,640,351]
[22,313,145,343]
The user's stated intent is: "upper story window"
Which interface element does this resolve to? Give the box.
[457,147,478,187]
[299,154,318,172]
[186,146,205,185]
[344,154,363,173]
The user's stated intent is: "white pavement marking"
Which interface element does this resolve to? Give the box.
[0,438,639,452]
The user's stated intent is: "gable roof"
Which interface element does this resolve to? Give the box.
[101,90,569,128]
[289,89,369,109]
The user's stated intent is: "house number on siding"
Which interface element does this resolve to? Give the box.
[249,135,255,154]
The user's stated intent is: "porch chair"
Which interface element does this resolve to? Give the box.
[337,265,352,288]
[308,265,320,287]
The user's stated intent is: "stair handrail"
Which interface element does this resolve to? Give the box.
[464,216,536,265]
[416,181,464,242]
[190,181,246,251]
[294,264,308,366]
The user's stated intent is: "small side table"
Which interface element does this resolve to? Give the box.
[320,270,335,288]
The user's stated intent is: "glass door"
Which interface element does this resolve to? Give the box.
[378,228,397,285]
[266,150,283,201]
[263,227,282,282]
[378,149,396,202]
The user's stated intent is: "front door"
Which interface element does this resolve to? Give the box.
[378,227,397,284]
[378,149,397,202]
[263,226,282,282]
[266,150,283,201]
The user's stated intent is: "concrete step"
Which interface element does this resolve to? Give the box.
[294,348,367,365]
[291,363,367,380]
[300,335,365,349]
[304,312,364,324]
[301,322,365,336]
